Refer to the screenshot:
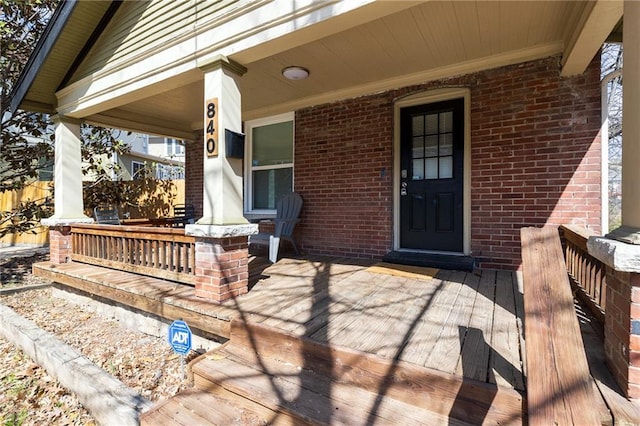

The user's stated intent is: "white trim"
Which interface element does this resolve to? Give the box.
[393,88,471,255]
[243,112,295,214]
[601,68,622,235]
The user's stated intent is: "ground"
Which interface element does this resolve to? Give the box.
[0,250,198,425]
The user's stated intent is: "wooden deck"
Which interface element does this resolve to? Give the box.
[34,255,525,393]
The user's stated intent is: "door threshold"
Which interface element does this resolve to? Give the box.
[382,250,475,271]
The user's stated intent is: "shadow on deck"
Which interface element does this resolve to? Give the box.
[34,254,526,424]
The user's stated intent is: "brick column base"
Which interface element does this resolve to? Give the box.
[194,236,249,303]
[604,269,640,399]
[49,226,72,264]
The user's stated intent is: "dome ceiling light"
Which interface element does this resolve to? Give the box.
[282,66,310,80]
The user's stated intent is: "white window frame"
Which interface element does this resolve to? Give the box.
[131,160,146,179]
[243,112,294,217]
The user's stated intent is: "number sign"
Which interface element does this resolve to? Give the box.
[205,98,219,157]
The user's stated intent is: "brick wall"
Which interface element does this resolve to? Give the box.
[295,97,394,258]
[468,56,602,269]
[294,55,601,269]
[185,134,204,218]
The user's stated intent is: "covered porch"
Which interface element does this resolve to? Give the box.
[31,221,640,424]
[33,227,526,423]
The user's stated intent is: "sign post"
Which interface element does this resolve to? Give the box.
[168,319,192,378]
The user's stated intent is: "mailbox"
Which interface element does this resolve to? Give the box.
[225,129,245,159]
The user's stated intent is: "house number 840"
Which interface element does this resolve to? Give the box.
[205,98,219,157]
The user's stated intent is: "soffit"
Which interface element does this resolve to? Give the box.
[101,0,593,135]
[16,1,113,113]
[22,1,617,139]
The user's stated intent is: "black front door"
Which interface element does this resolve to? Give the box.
[400,98,464,252]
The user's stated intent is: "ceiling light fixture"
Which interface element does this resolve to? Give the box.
[282,66,310,80]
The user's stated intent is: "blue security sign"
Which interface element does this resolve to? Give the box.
[168,320,192,356]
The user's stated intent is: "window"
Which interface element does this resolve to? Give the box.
[131,161,146,179]
[165,138,184,157]
[411,110,453,180]
[244,112,294,214]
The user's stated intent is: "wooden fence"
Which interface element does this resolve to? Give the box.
[0,180,185,247]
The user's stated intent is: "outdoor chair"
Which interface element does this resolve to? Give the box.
[172,203,195,227]
[250,192,303,263]
[94,205,121,225]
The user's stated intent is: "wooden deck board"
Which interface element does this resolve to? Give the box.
[424,271,481,375]
[455,269,496,384]
[490,270,525,390]
[396,269,463,366]
[33,256,525,397]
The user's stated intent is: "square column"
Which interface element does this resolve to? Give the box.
[198,55,248,225]
[609,0,640,243]
[42,115,93,263]
[188,56,257,302]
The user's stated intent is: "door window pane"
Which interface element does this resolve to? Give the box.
[440,134,453,156]
[425,135,438,157]
[439,156,453,179]
[412,115,424,136]
[425,113,438,134]
[440,111,453,133]
[425,158,438,179]
[412,137,424,158]
[412,159,424,180]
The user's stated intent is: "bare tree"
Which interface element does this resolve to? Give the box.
[602,43,623,230]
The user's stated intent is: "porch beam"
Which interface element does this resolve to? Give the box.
[561,0,622,77]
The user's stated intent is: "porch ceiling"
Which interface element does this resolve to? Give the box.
[13,1,622,139]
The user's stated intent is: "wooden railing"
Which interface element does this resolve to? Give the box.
[559,224,606,323]
[70,223,197,285]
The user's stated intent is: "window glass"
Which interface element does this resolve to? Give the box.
[245,114,295,213]
[412,159,424,180]
[252,122,293,166]
[412,137,424,158]
[425,158,438,179]
[252,168,293,209]
[439,156,453,179]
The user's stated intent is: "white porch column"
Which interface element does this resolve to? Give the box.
[186,55,258,302]
[44,115,91,222]
[586,0,640,400]
[197,55,247,225]
[608,0,640,242]
[42,115,92,264]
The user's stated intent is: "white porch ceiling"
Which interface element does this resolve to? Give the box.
[22,1,622,140]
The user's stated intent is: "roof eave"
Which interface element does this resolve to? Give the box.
[7,0,78,115]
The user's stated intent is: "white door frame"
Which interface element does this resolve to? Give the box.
[393,88,471,255]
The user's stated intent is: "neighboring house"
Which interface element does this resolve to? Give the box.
[114,132,185,180]
[12,0,640,404]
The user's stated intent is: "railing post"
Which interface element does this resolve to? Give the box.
[589,236,640,399]
[187,223,258,303]
[49,225,73,264]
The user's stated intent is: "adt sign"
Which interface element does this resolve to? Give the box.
[168,320,192,356]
